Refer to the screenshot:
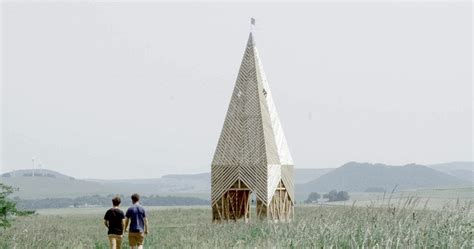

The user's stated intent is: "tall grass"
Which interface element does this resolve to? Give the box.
[0,198,471,248]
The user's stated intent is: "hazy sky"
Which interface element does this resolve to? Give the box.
[1,1,472,179]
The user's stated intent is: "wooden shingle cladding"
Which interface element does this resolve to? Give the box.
[211,31,294,221]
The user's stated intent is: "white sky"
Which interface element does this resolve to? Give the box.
[1,1,472,179]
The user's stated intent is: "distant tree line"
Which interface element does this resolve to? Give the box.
[305,190,350,203]
[2,173,59,178]
[14,194,209,210]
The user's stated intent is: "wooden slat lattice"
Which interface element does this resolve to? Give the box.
[211,31,294,221]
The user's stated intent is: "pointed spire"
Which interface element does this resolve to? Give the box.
[247,32,254,47]
[211,19,294,210]
[249,17,256,46]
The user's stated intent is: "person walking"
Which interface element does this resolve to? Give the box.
[104,196,125,249]
[124,193,148,249]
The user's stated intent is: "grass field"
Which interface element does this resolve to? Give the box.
[0,198,472,248]
[320,186,474,210]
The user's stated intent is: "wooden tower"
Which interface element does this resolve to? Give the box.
[211,19,294,222]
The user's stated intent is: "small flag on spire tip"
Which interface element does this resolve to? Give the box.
[251,18,256,25]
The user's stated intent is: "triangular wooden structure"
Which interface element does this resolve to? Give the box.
[211,20,294,221]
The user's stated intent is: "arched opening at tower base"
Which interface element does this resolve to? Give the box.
[212,180,294,222]
[257,180,294,222]
[212,180,251,222]
[267,180,294,221]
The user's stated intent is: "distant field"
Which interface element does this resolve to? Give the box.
[299,185,474,209]
[1,201,472,248]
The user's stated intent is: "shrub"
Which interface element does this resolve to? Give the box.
[0,184,34,229]
[305,192,321,203]
[323,190,350,202]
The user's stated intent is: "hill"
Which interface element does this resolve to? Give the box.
[1,169,212,199]
[1,169,73,179]
[88,173,211,196]
[0,169,114,199]
[297,162,470,194]
[294,168,333,184]
[428,162,473,182]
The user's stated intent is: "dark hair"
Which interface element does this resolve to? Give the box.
[131,193,140,203]
[112,196,121,206]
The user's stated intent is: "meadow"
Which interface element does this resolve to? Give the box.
[322,186,474,210]
[0,199,472,248]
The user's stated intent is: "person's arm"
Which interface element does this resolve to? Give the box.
[144,217,149,235]
[124,218,130,232]
[124,208,130,232]
[104,211,109,228]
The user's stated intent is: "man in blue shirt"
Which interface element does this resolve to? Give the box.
[124,193,148,249]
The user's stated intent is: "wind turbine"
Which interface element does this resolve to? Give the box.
[31,157,36,177]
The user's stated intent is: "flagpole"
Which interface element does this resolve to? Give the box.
[250,17,256,33]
